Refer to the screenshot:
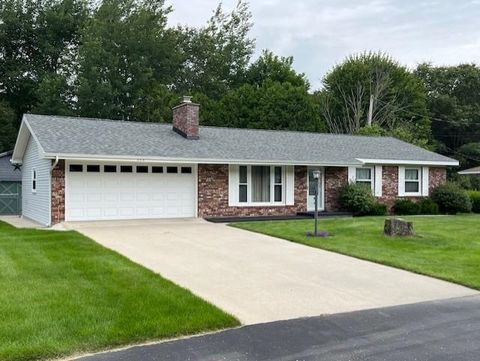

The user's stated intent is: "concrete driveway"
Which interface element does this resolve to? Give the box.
[65,219,476,325]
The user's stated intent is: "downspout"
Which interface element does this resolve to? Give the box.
[51,155,59,172]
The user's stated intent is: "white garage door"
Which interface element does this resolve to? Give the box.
[65,163,196,221]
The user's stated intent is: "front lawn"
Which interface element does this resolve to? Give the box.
[232,215,480,290]
[0,222,238,361]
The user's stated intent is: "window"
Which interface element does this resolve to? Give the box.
[405,168,420,193]
[87,165,100,172]
[136,166,148,173]
[167,166,178,174]
[274,166,282,202]
[239,166,248,203]
[251,166,270,202]
[104,165,116,173]
[152,166,163,173]
[120,165,133,173]
[32,169,37,193]
[69,164,83,172]
[181,167,192,174]
[355,168,373,189]
[236,165,284,204]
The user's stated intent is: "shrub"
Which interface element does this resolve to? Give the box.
[419,198,439,215]
[369,202,387,216]
[467,191,480,213]
[338,183,376,215]
[394,198,420,215]
[431,183,472,214]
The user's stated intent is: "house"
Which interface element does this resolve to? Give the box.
[11,96,458,226]
[458,166,480,175]
[0,151,22,215]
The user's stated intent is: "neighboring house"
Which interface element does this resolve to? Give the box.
[0,151,22,215]
[458,166,480,175]
[11,97,458,226]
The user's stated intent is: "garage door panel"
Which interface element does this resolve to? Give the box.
[66,163,195,221]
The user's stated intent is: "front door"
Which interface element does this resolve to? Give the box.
[307,167,324,211]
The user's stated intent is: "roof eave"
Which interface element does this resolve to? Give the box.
[356,158,459,167]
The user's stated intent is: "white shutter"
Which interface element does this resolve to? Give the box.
[398,166,405,196]
[422,166,429,196]
[228,164,239,206]
[348,166,356,183]
[285,165,295,205]
[374,165,383,197]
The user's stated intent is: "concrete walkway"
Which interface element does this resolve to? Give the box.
[65,219,476,325]
[0,215,43,228]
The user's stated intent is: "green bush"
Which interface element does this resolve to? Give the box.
[419,198,439,215]
[338,183,376,215]
[431,183,472,214]
[467,191,480,213]
[369,202,387,216]
[394,198,420,215]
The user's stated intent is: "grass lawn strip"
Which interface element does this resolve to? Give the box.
[232,215,480,290]
[0,221,238,361]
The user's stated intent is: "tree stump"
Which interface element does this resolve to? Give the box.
[384,218,414,236]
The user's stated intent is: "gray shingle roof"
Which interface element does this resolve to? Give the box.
[0,151,22,181]
[24,114,457,165]
[458,166,480,175]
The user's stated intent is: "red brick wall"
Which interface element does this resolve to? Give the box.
[379,166,399,210]
[429,167,447,194]
[324,167,348,211]
[197,164,307,217]
[51,160,65,225]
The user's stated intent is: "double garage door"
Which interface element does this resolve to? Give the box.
[66,163,196,221]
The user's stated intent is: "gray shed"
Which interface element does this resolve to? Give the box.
[0,151,22,215]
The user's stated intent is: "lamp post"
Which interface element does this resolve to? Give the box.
[306,170,328,238]
[312,170,321,236]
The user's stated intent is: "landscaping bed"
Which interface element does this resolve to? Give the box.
[0,222,238,361]
[232,215,480,290]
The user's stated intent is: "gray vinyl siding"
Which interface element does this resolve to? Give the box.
[22,136,51,225]
[0,153,22,181]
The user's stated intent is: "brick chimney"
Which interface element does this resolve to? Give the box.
[172,96,199,139]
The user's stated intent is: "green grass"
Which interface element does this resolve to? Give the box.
[0,222,238,361]
[232,215,480,290]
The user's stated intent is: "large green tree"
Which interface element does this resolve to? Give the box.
[318,52,430,144]
[0,0,88,120]
[0,102,17,152]
[176,0,254,99]
[415,63,480,155]
[76,0,180,121]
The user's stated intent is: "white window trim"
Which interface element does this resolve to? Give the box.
[398,166,425,196]
[349,166,375,192]
[231,165,287,206]
[32,168,37,193]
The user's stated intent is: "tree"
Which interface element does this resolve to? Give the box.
[319,52,430,144]
[415,63,480,154]
[245,50,309,89]
[0,102,17,152]
[76,0,180,121]
[176,0,254,99]
[0,0,88,120]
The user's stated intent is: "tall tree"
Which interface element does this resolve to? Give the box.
[0,101,17,152]
[0,0,88,120]
[415,63,480,155]
[76,0,180,121]
[318,52,430,144]
[176,0,254,99]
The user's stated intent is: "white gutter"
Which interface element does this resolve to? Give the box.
[50,155,59,171]
[356,158,459,167]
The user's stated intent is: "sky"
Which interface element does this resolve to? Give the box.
[166,0,480,90]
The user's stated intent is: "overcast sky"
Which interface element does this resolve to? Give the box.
[166,0,480,90]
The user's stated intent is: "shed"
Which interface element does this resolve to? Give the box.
[0,151,22,215]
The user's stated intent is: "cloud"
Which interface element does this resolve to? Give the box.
[167,0,480,90]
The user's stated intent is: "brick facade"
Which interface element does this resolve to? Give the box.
[51,159,65,225]
[197,164,307,217]
[324,167,348,211]
[429,167,447,194]
[379,166,399,210]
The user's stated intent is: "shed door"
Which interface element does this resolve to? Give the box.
[0,182,22,215]
[66,163,196,221]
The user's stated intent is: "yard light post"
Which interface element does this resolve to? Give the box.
[312,170,321,236]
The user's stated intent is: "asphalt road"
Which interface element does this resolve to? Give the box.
[75,295,480,361]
